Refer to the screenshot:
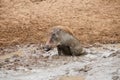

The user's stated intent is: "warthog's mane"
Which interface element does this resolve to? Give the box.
[51,26,74,36]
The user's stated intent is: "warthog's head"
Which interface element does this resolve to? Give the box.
[44,26,73,51]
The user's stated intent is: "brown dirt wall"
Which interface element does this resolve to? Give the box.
[0,0,120,46]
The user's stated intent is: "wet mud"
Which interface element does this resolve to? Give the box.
[0,43,120,80]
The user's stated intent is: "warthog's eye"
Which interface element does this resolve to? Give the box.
[52,33,56,38]
[52,33,55,36]
[51,33,58,41]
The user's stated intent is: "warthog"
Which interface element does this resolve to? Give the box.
[44,26,85,56]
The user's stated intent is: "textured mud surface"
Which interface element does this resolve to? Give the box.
[0,43,120,80]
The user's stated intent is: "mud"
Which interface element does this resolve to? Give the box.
[0,43,120,80]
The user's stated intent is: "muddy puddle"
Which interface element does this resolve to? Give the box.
[0,43,120,80]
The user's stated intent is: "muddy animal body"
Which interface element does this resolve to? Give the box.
[45,26,84,56]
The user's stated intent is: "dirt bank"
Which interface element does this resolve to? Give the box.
[0,0,120,46]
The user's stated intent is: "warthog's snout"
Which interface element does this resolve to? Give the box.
[44,45,52,51]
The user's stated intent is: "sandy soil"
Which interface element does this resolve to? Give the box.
[0,0,120,46]
[0,43,120,80]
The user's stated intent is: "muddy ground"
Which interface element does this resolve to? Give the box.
[0,43,120,80]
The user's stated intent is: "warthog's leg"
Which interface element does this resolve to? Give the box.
[57,45,72,56]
